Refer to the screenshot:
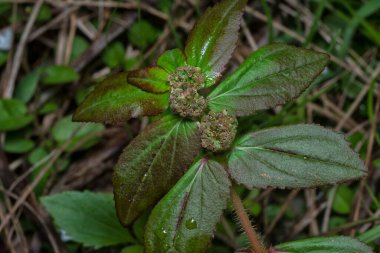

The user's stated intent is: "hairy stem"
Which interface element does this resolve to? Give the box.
[231,189,267,253]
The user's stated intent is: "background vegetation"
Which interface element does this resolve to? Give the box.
[0,0,379,252]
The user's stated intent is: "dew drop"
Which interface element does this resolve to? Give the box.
[185,218,198,230]
[157,227,168,240]
[141,173,148,182]
[303,156,307,160]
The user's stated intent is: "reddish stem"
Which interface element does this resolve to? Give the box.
[230,189,267,253]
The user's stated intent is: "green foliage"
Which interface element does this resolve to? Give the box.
[102,41,140,70]
[102,42,126,69]
[4,135,34,154]
[332,186,355,214]
[73,73,169,124]
[28,147,48,165]
[358,225,380,244]
[228,124,366,189]
[127,20,160,49]
[0,99,33,132]
[145,158,230,253]
[113,115,201,225]
[42,65,79,85]
[14,68,41,103]
[121,245,144,253]
[52,115,104,151]
[38,101,58,114]
[157,49,186,73]
[37,4,52,22]
[41,191,135,249]
[0,4,11,16]
[0,51,8,66]
[208,44,329,116]
[28,147,51,196]
[127,67,170,93]
[275,236,372,253]
[185,0,247,87]
[70,0,370,252]
[340,0,380,56]
[132,212,149,243]
[70,36,89,62]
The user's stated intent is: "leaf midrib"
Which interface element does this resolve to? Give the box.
[127,119,183,218]
[192,1,239,65]
[235,146,359,171]
[210,55,325,100]
[77,90,166,117]
[172,161,206,250]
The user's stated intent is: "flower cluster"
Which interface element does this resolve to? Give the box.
[168,66,207,118]
[199,110,238,152]
[168,66,237,152]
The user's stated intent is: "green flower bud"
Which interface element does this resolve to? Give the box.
[168,66,205,90]
[170,87,207,118]
[168,66,207,118]
[199,110,238,152]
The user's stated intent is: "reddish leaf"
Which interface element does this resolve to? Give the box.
[73,73,169,124]
[127,67,170,94]
[113,115,201,225]
[145,158,231,253]
[184,0,247,87]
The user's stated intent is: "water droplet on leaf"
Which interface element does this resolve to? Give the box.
[185,218,197,230]
[157,227,168,240]
[141,173,148,182]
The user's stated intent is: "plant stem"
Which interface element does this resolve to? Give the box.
[230,189,267,253]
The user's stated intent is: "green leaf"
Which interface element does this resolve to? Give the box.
[358,225,380,244]
[102,42,126,68]
[38,101,58,114]
[0,51,8,66]
[184,0,247,87]
[14,68,41,103]
[329,216,347,230]
[0,99,33,132]
[73,73,169,124]
[121,245,144,253]
[145,158,231,253]
[0,4,10,13]
[133,212,149,243]
[340,0,380,56]
[275,236,373,253]
[28,147,51,196]
[28,147,48,165]
[41,191,135,249]
[128,20,160,49]
[157,49,186,73]
[52,115,104,151]
[70,36,89,62]
[208,44,329,116]
[42,65,79,85]
[228,124,366,189]
[127,67,170,93]
[123,56,140,71]
[332,186,354,215]
[113,115,201,225]
[4,136,34,154]
[37,4,52,22]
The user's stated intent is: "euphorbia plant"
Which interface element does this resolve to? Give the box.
[73,0,371,252]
